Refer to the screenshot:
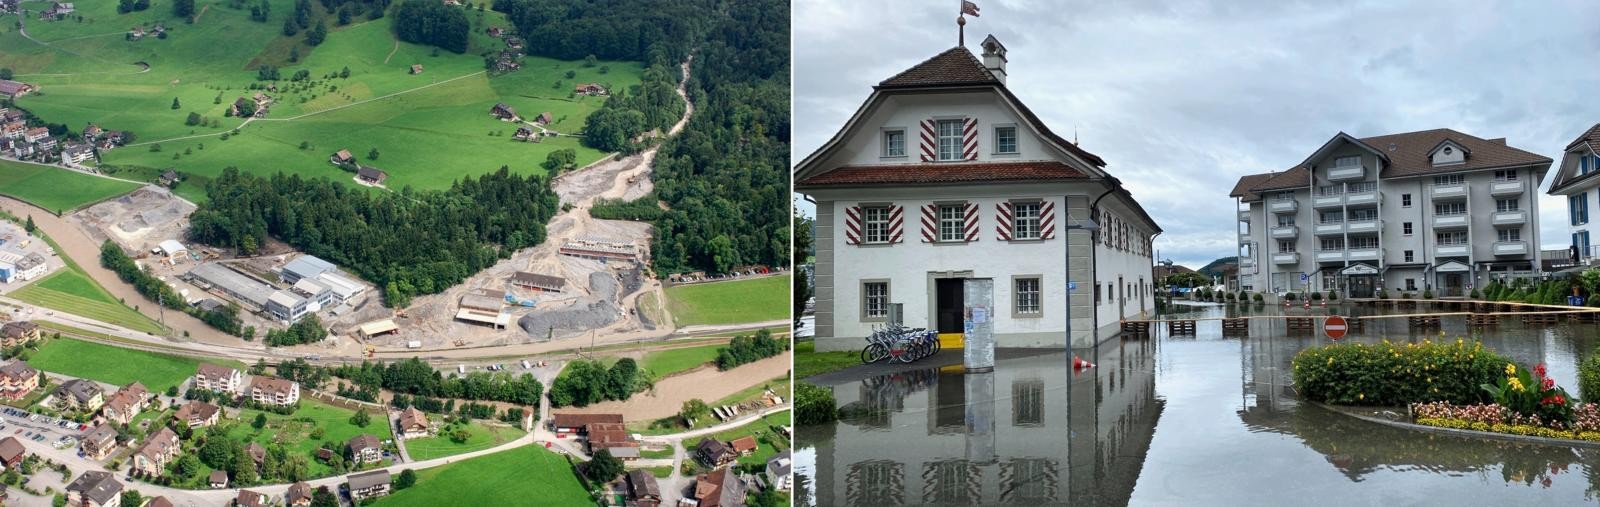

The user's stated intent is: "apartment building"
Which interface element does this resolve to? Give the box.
[1547,123,1600,264]
[1231,129,1551,297]
[193,364,243,395]
[248,375,300,406]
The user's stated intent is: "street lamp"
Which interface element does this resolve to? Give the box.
[1064,217,1101,354]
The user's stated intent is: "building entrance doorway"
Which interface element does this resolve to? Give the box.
[936,278,965,335]
[1348,276,1375,298]
[1440,273,1465,297]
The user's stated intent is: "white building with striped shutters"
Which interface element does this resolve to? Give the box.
[796,36,1162,351]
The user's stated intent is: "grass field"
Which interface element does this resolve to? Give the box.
[665,275,790,326]
[640,343,722,377]
[794,340,858,379]
[227,397,393,478]
[375,445,589,507]
[644,465,673,479]
[639,447,674,459]
[712,376,791,409]
[12,269,166,334]
[707,409,791,467]
[403,420,526,461]
[3,1,643,195]
[0,160,140,213]
[24,336,241,392]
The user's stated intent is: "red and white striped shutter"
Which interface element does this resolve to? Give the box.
[920,204,938,243]
[1040,201,1057,240]
[843,206,862,245]
[963,117,979,160]
[919,120,937,162]
[887,205,904,244]
[995,203,1013,241]
[964,202,980,242]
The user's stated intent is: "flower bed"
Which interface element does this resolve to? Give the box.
[1291,339,1508,406]
[1412,402,1600,442]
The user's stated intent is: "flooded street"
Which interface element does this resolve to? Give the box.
[795,301,1600,506]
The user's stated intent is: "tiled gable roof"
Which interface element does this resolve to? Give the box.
[797,161,1087,187]
[876,47,999,89]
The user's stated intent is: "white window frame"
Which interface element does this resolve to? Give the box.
[1436,231,1468,245]
[1497,228,1522,242]
[1013,276,1042,317]
[1402,222,1413,236]
[937,204,965,242]
[1403,250,1414,263]
[1277,240,1295,253]
[993,124,1018,155]
[1494,170,1518,181]
[1495,198,1519,212]
[861,281,890,321]
[1334,155,1360,168]
[881,128,906,158]
[861,205,891,244]
[1434,202,1467,216]
[1401,193,1412,208]
[1434,174,1465,186]
[1011,201,1042,240]
[936,119,964,161]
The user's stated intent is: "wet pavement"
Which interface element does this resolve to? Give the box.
[795,301,1600,506]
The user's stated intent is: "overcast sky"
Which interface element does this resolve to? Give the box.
[793,0,1600,268]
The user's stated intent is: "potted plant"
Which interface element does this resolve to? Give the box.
[1252,293,1263,303]
[1310,292,1323,301]
[1422,288,1434,299]
[1327,290,1338,301]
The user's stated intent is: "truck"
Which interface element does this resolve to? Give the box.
[407,341,422,349]
[457,365,466,374]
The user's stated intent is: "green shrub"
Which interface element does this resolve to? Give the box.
[1581,352,1600,403]
[1399,292,1413,299]
[1327,290,1338,301]
[1285,292,1297,301]
[1377,289,1389,299]
[1310,292,1323,301]
[1470,288,1481,299]
[1422,289,1434,299]
[1251,293,1263,303]
[796,382,837,425]
[1224,292,1236,302]
[1292,339,1508,406]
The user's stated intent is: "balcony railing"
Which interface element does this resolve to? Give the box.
[1347,248,1382,261]
[1312,194,1344,209]
[1345,189,1380,206]
[1270,225,1299,239]
[1269,199,1299,213]
[1489,179,1526,196]
[1432,214,1469,229]
[1238,210,1251,221]
[1491,209,1527,226]
[1327,165,1365,181]
[1346,219,1380,233]
[1239,257,1257,269]
[1494,241,1529,256]
[1314,222,1345,235]
[1435,243,1470,257]
[1431,183,1468,200]
[1272,252,1300,264]
[1314,250,1346,262]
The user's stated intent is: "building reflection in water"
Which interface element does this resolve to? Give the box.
[806,337,1163,506]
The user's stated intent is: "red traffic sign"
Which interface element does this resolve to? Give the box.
[1324,315,1348,340]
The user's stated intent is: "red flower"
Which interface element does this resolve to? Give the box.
[1544,377,1556,390]
[1535,363,1547,378]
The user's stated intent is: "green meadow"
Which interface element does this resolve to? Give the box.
[1,0,640,194]
[0,159,140,212]
[665,274,792,326]
[11,269,165,334]
[375,445,589,506]
[25,336,242,392]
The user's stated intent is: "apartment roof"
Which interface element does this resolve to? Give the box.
[105,381,148,413]
[1550,123,1600,194]
[236,489,266,507]
[627,469,661,499]
[66,471,122,505]
[250,375,297,395]
[175,402,220,423]
[1365,128,1549,177]
[196,363,238,382]
[83,423,117,446]
[55,379,102,404]
[136,427,179,463]
[398,406,428,430]
[0,361,36,381]
[1566,123,1600,152]
[1227,172,1276,201]
[797,161,1089,188]
[347,434,381,453]
[0,322,33,340]
[148,497,175,507]
[286,482,313,505]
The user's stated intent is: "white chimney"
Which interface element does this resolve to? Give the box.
[980,34,1007,85]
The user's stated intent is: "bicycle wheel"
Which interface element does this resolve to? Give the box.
[894,342,917,363]
[861,342,888,364]
[929,333,942,356]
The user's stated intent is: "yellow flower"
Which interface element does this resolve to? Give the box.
[1506,363,1517,376]
[1509,377,1525,392]
[1359,393,1365,400]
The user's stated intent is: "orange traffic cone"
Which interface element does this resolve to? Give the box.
[1072,355,1095,369]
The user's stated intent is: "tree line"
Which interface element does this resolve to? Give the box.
[392,0,470,53]
[186,166,560,307]
[714,328,786,370]
[101,241,252,337]
[549,358,649,408]
[493,0,706,63]
[328,358,544,406]
[264,315,329,346]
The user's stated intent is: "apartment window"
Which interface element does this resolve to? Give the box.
[1434,174,1465,186]
[1403,222,1413,235]
[1095,283,1102,304]
[994,126,1018,154]
[1347,181,1376,193]
[1572,193,1590,226]
[1012,381,1044,426]
[1576,231,1592,253]
[1349,207,1377,222]
[1404,250,1414,262]
[1013,277,1041,316]
[882,129,906,158]
[1493,170,1518,181]
[1405,279,1417,291]
[1317,185,1342,196]
[1319,238,1344,251]
[1350,236,1379,249]
[938,204,965,242]
[1585,156,1593,176]
[1277,240,1295,253]
[1496,198,1520,212]
[862,281,889,320]
[862,206,891,243]
[1334,155,1360,168]
[1497,228,1522,242]
[1402,193,1413,207]
[1319,211,1343,224]
[1276,215,1295,227]
[1012,202,1042,240]
[1434,202,1467,216]
[936,119,964,161]
[1436,231,1468,245]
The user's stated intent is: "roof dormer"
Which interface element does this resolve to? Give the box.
[1428,139,1468,166]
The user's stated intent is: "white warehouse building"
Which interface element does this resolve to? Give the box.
[795,36,1161,351]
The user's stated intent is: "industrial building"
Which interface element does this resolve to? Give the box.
[280,255,335,284]
[558,237,639,262]
[456,289,509,328]
[185,263,277,310]
[510,271,565,293]
[266,291,311,324]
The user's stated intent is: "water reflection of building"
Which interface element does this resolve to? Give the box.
[808,339,1162,506]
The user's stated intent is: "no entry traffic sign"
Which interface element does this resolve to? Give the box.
[1324,315,1348,340]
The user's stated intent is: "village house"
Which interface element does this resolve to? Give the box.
[80,424,119,461]
[535,112,554,125]
[490,102,519,121]
[1,121,23,139]
[246,442,265,469]
[356,166,388,185]
[697,438,738,468]
[0,80,33,99]
[692,468,746,507]
[348,469,392,501]
[230,97,261,118]
[0,437,25,470]
[627,469,662,507]
[83,124,103,139]
[766,451,791,491]
[252,92,273,107]
[248,375,300,406]
[0,361,39,401]
[194,364,244,394]
[23,127,49,143]
[65,471,122,507]
[235,489,266,507]
[99,131,127,150]
[494,51,522,72]
[159,169,179,187]
[511,271,565,293]
[0,321,40,348]
[100,382,150,425]
[208,470,229,489]
[397,406,430,439]
[410,64,424,75]
[346,434,383,464]
[147,497,174,507]
[285,482,313,507]
[128,26,144,40]
[505,36,524,50]
[131,427,180,477]
[330,149,354,166]
[51,379,105,412]
[486,26,504,37]
[62,143,95,164]
[730,435,758,456]
[512,126,535,141]
[574,83,607,96]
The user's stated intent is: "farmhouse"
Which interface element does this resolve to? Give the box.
[65,471,122,507]
[100,382,150,425]
[0,436,25,469]
[252,92,273,107]
[691,468,746,507]
[128,26,144,40]
[490,102,520,121]
[535,112,554,125]
[495,51,522,72]
[0,361,38,401]
[174,401,221,427]
[0,321,40,348]
[83,124,102,139]
[0,80,33,99]
[627,469,662,507]
[397,406,430,439]
[23,127,48,143]
[186,262,277,311]
[696,438,737,468]
[156,169,178,187]
[194,363,244,394]
[574,83,607,96]
[505,36,523,50]
[550,413,623,435]
[131,427,180,476]
[356,165,388,185]
[512,127,535,141]
[487,27,504,37]
[80,424,119,460]
[346,434,383,464]
[100,131,127,149]
[585,422,638,456]
[208,470,228,488]
[230,97,257,117]
[62,143,95,164]
[235,489,266,507]
[730,435,758,456]
[248,375,300,406]
[285,482,313,507]
[510,271,565,293]
[348,469,392,501]
[51,379,105,412]
[411,64,424,74]
[330,149,354,165]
